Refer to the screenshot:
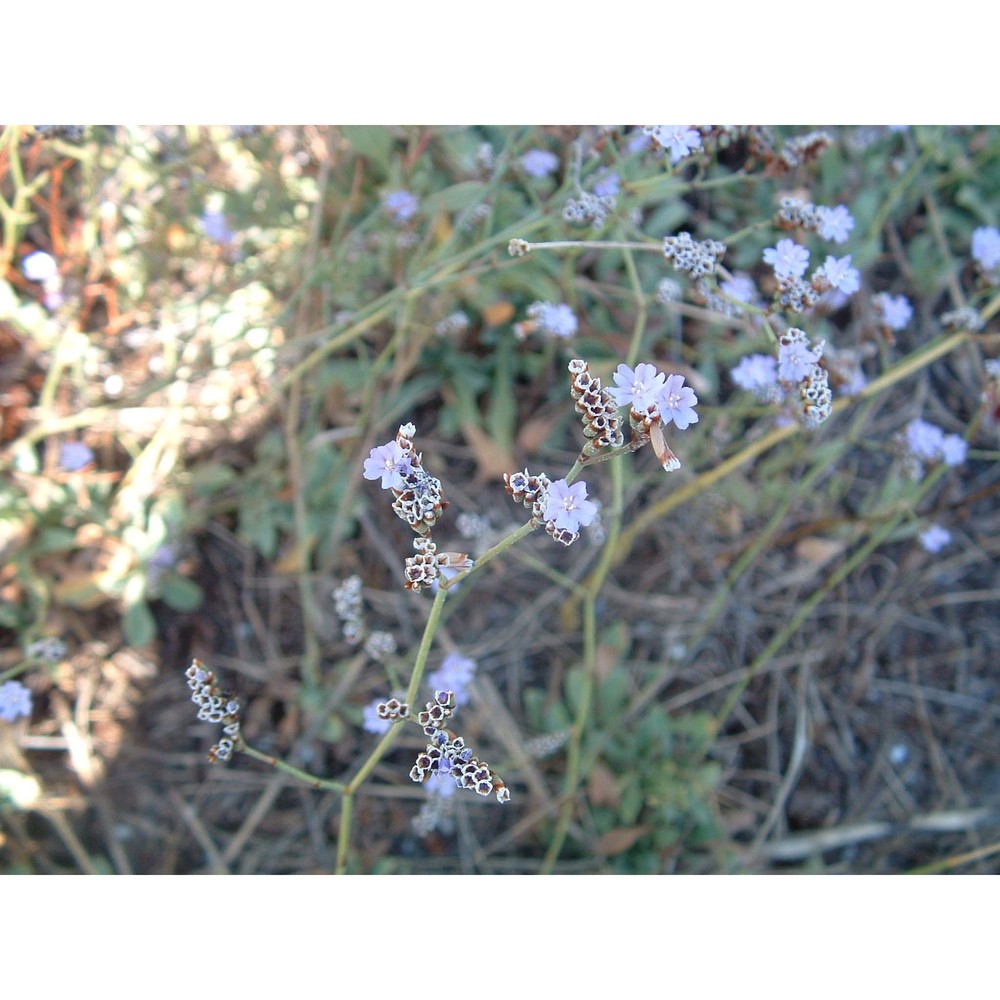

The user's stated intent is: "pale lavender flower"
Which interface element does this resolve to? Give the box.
[972,226,1000,270]
[363,440,413,490]
[543,479,598,533]
[521,149,559,178]
[609,362,666,412]
[919,524,952,553]
[527,301,578,339]
[818,255,860,295]
[941,434,968,466]
[778,331,822,382]
[0,680,32,722]
[817,205,855,244]
[906,418,945,461]
[59,441,94,471]
[657,373,699,429]
[362,697,392,735]
[22,250,58,283]
[644,126,703,163]
[720,273,759,306]
[201,211,234,244]
[731,354,778,394]
[763,238,810,279]
[383,190,419,224]
[428,653,477,708]
[876,293,913,331]
[592,171,620,198]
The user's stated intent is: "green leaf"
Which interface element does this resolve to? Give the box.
[341,127,394,172]
[123,600,156,646]
[159,575,204,612]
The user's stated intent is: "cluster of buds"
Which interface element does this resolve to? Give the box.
[775,196,823,232]
[503,468,553,521]
[771,131,834,174]
[376,697,410,723]
[364,424,472,592]
[417,689,457,734]
[409,691,510,803]
[563,189,616,229]
[403,537,473,593]
[333,574,364,644]
[186,659,242,763]
[662,232,727,278]
[389,432,448,535]
[774,273,821,314]
[567,358,625,459]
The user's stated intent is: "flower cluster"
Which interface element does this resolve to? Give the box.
[919,524,952,553]
[874,293,913,333]
[185,659,242,763]
[515,301,578,340]
[568,358,626,459]
[778,328,832,428]
[0,680,32,722]
[642,126,703,164]
[410,690,510,803]
[772,131,834,173]
[333,574,364,644]
[662,232,727,277]
[563,188,617,229]
[434,311,470,337]
[376,697,410,722]
[364,423,447,534]
[603,359,700,471]
[521,149,559,178]
[27,636,67,662]
[503,469,598,546]
[900,418,967,478]
[428,652,477,707]
[774,197,854,244]
[402,536,472,594]
[972,225,1000,281]
[382,189,419,224]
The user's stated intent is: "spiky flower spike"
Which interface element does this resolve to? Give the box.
[186,658,242,763]
[567,359,624,460]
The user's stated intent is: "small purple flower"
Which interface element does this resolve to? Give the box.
[919,524,952,553]
[644,126,703,163]
[778,336,821,383]
[657,373,699,429]
[543,479,598,534]
[720,273,759,306]
[876,293,913,331]
[609,362,666,412]
[0,680,32,722]
[428,653,477,708]
[818,255,860,295]
[731,354,778,394]
[527,301,578,339]
[763,239,810,279]
[972,226,1000,270]
[592,171,620,198]
[905,418,945,461]
[362,698,391,735]
[363,440,413,490]
[383,189,419,224]
[59,441,94,472]
[22,250,58,283]
[817,205,855,244]
[201,211,234,244]
[521,149,560,178]
[940,434,967,466]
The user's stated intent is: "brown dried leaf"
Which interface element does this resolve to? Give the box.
[595,826,650,856]
[795,537,845,567]
[461,420,517,482]
[587,762,620,808]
